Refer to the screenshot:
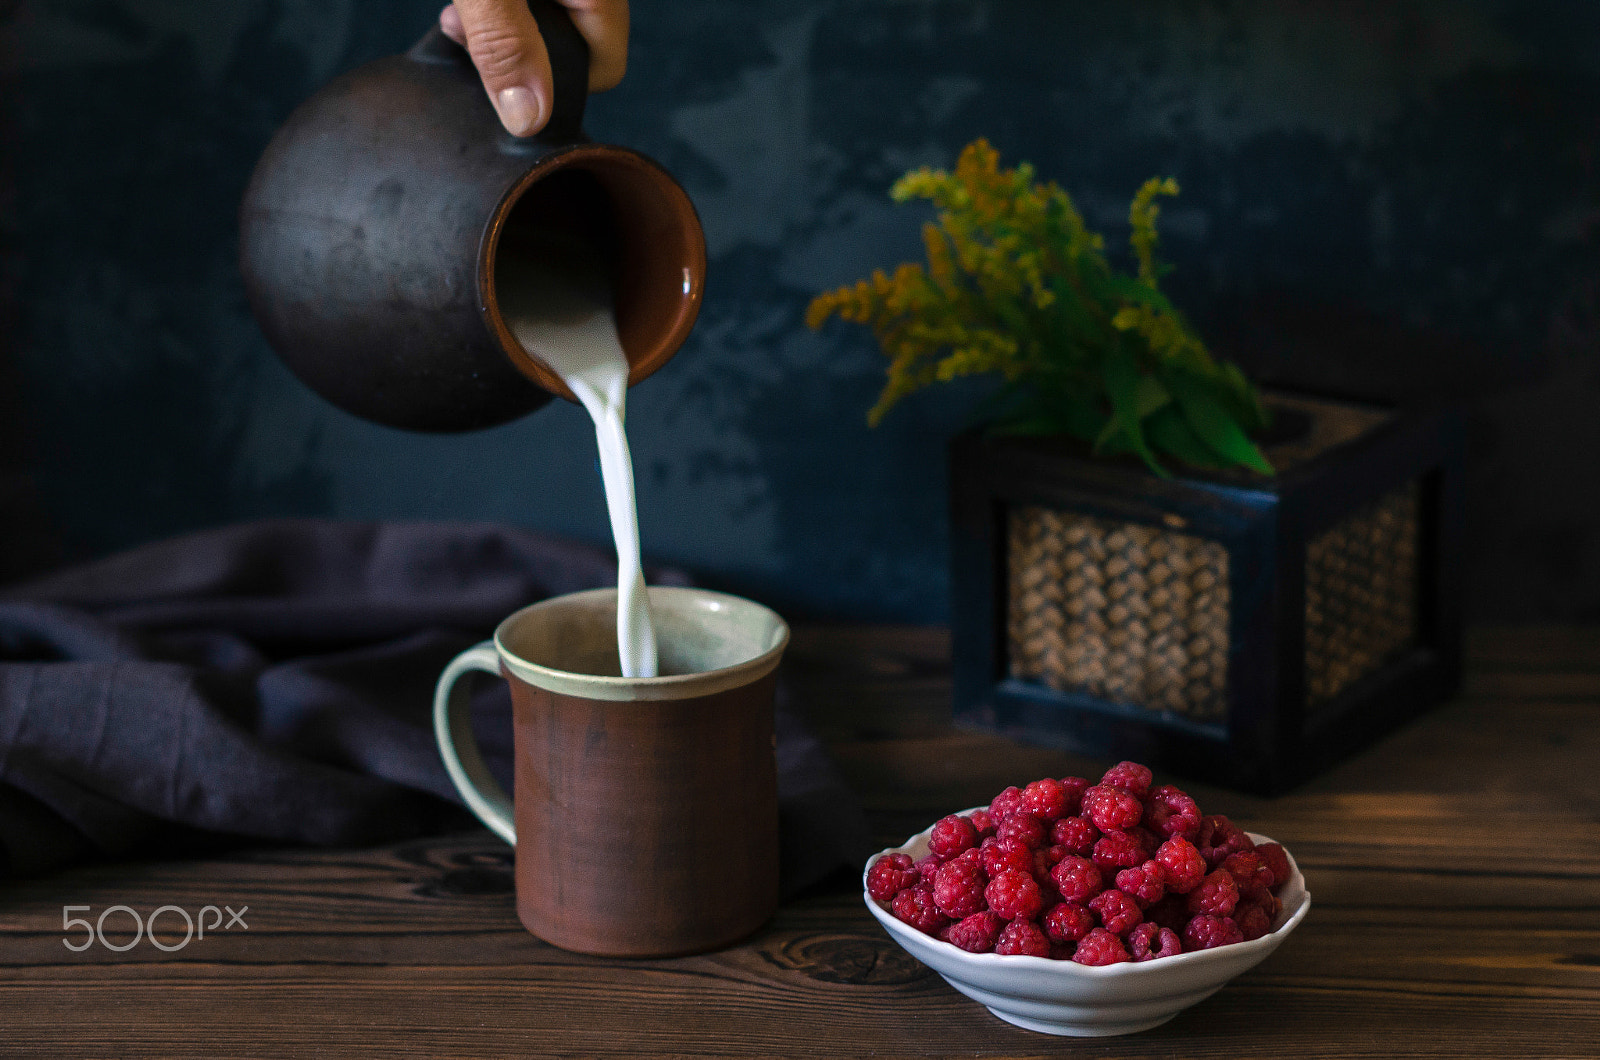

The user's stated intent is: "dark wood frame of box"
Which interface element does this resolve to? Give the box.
[949,401,1465,795]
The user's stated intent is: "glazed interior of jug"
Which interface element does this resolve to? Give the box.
[483,147,707,401]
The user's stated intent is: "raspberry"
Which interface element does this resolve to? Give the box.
[945,910,1004,953]
[1020,778,1071,821]
[891,886,949,935]
[1050,814,1101,856]
[1221,851,1275,894]
[1144,784,1202,841]
[1127,921,1183,961]
[1197,815,1254,869]
[866,853,918,902]
[988,785,1026,821]
[1049,855,1103,903]
[1234,901,1273,942]
[1071,927,1130,966]
[1155,836,1207,894]
[979,835,1035,877]
[1144,893,1190,932]
[1057,776,1091,816]
[928,814,979,859]
[966,809,997,839]
[933,858,989,918]
[1238,879,1281,921]
[1254,842,1292,891]
[996,813,1048,849]
[986,868,1046,921]
[1088,888,1143,935]
[1036,843,1070,874]
[1100,760,1153,796]
[1115,861,1167,907]
[1081,784,1143,831]
[995,917,1051,957]
[1183,914,1244,950]
[1092,829,1148,871]
[1186,869,1240,918]
[913,854,941,885]
[1042,901,1096,944]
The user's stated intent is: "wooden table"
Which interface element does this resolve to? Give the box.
[2,626,1597,1057]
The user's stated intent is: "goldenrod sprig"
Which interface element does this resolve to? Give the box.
[808,139,1272,476]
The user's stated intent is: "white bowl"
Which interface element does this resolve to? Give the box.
[863,813,1311,1037]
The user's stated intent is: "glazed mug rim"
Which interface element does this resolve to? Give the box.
[492,585,789,702]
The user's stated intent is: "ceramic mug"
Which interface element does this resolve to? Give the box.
[433,586,788,957]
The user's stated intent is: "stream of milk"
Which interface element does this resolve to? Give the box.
[498,246,659,679]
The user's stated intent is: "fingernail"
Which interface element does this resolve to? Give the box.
[495,86,542,137]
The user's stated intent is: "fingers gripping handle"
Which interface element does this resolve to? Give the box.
[433,642,516,845]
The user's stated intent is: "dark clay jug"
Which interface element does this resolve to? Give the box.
[239,1,706,432]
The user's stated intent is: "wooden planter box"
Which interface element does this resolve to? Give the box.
[949,393,1465,795]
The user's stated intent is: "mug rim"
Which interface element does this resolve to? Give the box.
[492,585,789,702]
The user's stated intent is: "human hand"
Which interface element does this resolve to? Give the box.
[439,0,629,137]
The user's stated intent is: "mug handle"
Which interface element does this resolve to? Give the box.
[433,642,516,845]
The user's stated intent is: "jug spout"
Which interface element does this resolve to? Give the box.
[239,2,705,432]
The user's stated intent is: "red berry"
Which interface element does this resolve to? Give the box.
[1128,921,1184,961]
[1144,893,1190,932]
[1197,815,1254,869]
[996,813,1048,849]
[966,809,997,839]
[1100,760,1153,796]
[1081,784,1143,831]
[1088,888,1144,935]
[891,886,949,935]
[1183,913,1244,950]
[1254,842,1292,891]
[1221,851,1275,894]
[995,917,1052,957]
[986,868,1046,921]
[1144,784,1202,841]
[933,858,989,918]
[1186,869,1240,918]
[1155,836,1208,894]
[913,854,941,885]
[1049,815,1100,855]
[928,814,979,859]
[1239,879,1281,921]
[1092,829,1148,871]
[1020,778,1071,821]
[945,910,1004,953]
[1115,861,1167,907]
[1042,901,1096,944]
[1234,901,1274,942]
[979,835,1035,877]
[1058,776,1091,816]
[989,785,1026,821]
[866,853,918,902]
[1071,927,1130,966]
[1049,855,1103,903]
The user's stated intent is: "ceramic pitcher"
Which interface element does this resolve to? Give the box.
[239,0,706,431]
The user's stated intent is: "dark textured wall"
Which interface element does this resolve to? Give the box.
[3,1,1599,621]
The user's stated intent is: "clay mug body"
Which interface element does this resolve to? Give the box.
[240,0,706,431]
[433,587,788,957]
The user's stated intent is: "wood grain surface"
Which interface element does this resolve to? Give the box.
[2,625,1597,1058]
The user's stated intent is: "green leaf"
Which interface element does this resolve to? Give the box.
[1098,349,1166,475]
[1145,405,1229,472]
[1166,374,1275,475]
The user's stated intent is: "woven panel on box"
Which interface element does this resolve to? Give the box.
[1007,506,1231,724]
[1305,482,1420,707]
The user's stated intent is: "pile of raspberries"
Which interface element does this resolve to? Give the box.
[866,761,1291,965]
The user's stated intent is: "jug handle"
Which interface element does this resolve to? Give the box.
[406,0,590,142]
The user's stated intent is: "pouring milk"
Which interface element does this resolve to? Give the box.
[497,242,659,679]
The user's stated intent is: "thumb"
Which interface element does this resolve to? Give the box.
[440,1,554,137]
